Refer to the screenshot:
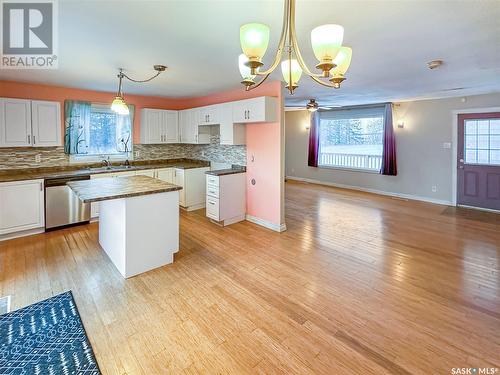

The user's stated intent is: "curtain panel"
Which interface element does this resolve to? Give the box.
[307,111,320,167]
[380,103,397,176]
[64,100,91,155]
[115,105,135,154]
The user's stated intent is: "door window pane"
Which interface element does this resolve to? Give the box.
[491,120,500,134]
[491,150,500,165]
[465,120,477,135]
[477,135,489,149]
[491,135,500,149]
[477,150,489,164]
[465,150,477,164]
[477,120,489,134]
[465,135,477,148]
[463,118,500,165]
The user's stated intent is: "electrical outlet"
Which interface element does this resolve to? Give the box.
[134,150,140,158]
[432,185,437,193]
[443,142,451,149]
[35,154,41,163]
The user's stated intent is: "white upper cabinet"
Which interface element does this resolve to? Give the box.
[0,98,32,147]
[219,103,245,145]
[198,105,221,125]
[0,98,61,148]
[165,111,179,143]
[141,109,179,144]
[179,108,210,144]
[179,109,194,144]
[232,96,278,124]
[142,109,162,144]
[31,100,61,147]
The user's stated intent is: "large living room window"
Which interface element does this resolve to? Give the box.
[318,105,385,171]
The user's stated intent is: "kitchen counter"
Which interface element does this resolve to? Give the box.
[205,166,246,176]
[68,175,182,203]
[0,158,210,183]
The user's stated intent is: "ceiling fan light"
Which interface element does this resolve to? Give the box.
[307,99,319,112]
[311,24,344,64]
[111,96,130,115]
[281,59,302,88]
[240,23,270,62]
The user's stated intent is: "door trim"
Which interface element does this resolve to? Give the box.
[451,106,500,206]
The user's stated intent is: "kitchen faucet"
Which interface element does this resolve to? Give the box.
[101,156,111,169]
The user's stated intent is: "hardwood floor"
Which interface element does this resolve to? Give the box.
[1,180,499,374]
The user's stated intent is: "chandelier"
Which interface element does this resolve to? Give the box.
[238,0,352,94]
[111,65,167,115]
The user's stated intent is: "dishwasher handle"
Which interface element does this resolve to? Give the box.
[45,175,90,187]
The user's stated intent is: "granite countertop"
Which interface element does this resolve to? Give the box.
[205,166,246,176]
[68,175,182,203]
[0,159,210,183]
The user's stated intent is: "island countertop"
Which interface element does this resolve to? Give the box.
[68,175,182,203]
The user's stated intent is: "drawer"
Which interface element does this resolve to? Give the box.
[206,183,219,198]
[206,175,219,186]
[206,196,219,220]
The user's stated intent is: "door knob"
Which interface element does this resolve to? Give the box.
[459,159,464,163]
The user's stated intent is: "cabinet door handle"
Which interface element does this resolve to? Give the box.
[33,135,36,144]
[247,110,250,119]
[28,135,31,144]
[208,114,210,122]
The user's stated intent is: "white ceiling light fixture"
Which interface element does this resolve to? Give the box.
[238,0,352,94]
[111,65,167,115]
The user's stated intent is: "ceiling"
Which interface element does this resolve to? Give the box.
[1,0,499,108]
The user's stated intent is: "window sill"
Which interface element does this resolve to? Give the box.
[69,153,133,164]
[317,165,381,174]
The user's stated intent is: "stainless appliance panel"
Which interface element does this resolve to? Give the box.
[45,176,90,229]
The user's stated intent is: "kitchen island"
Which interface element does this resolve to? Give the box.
[68,175,182,278]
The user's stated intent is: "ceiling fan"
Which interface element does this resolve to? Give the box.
[285,99,340,112]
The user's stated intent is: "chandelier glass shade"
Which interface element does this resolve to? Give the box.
[238,0,352,94]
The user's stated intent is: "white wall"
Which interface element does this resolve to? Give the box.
[285,93,500,204]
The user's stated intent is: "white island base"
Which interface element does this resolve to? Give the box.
[99,191,179,278]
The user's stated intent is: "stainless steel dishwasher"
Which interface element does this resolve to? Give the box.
[45,175,91,230]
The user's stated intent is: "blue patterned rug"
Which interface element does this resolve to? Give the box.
[0,291,101,374]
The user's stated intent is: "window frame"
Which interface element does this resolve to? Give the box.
[317,105,386,172]
[69,103,133,164]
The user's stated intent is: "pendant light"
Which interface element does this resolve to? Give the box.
[111,65,167,115]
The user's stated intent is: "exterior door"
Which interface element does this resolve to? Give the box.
[457,113,500,210]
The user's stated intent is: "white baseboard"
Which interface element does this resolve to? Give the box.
[246,214,287,232]
[286,176,453,206]
[0,227,45,242]
[458,204,500,214]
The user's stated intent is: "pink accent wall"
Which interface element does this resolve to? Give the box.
[174,81,284,227]
[0,79,285,228]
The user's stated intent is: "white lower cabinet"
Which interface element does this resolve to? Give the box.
[155,168,174,183]
[205,173,246,226]
[174,167,210,210]
[0,179,44,235]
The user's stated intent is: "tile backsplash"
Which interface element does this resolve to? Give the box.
[0,135,246,170]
